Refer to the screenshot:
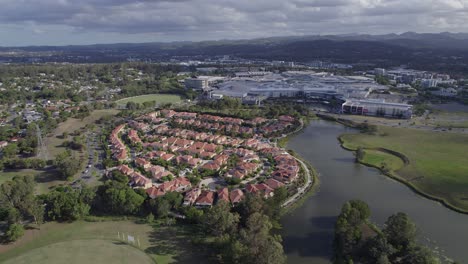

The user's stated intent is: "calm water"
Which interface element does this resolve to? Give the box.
[281,120,468,263]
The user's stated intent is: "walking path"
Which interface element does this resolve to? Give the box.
[282,154,314,207]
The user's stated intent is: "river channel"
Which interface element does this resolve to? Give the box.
[281,120,468,263]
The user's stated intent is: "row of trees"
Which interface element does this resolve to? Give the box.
[334,200,441,264]
[198,189,288,264]
[0,176,44,242]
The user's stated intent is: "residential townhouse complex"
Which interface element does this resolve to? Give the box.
[107,110,302,208]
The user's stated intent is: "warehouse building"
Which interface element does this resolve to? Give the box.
[342,99,413,119]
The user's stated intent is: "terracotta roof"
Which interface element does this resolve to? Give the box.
[229,189,244,204]
[217,187,230,203]
[265,178,285,189]
[146,186,166,199]
[195,191,214,206]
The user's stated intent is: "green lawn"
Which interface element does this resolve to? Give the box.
[46,109,119,158]
[0,170,37,185]
[361,149,405,171]
[3,239,153,264]
[0,220,210,264]
[341,126,468,212]
[0,169,64,195]
[116,94,182,107]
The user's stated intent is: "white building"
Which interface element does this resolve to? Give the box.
[184,76,225,90]
[421,79,439,88]
[342,99,413,119]
[374,68,386,76]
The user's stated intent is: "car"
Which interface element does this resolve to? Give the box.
[87,164,92,168]
[84,169,89,174]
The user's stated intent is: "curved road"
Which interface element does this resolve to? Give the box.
[282,157,313,207]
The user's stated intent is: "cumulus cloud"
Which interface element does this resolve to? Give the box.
[0,0,468,45]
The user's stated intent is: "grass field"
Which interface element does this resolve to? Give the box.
[360,149,405,171]
[3,239,154,264]
[116,94,182,107]
[0,220,209,264]
[340,126,468,212]
[45,109,119,158]
[0,169,65,194]
[0,170,38,185]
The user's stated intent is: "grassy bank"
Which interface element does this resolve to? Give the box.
[340,126,468,213]
[0,220,209,264]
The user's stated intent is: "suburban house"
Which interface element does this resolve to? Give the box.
[217,187,230,204]
[229,189,245,205]
[183,188,202,206]
[195,191,215,207]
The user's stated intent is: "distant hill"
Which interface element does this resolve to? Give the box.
[1,32,468,75]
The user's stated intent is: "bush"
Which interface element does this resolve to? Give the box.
[5,223,25,242]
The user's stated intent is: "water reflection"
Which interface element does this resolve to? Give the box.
[281,120,468,264]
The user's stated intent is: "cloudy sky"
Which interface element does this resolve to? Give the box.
[0,0,467,46]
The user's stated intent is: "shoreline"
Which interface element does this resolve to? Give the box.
[272,117,321,212]
[337,134,468,215]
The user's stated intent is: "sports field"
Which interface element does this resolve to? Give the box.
[3,239,154,264]
[340,126,468,212]
[116,94,182,107]
[0,220,209,264]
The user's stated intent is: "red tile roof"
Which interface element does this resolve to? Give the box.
[217,187,230,203]
[229,189,244,204]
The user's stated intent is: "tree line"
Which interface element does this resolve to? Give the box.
[334,200,444,264]
[0,173,289,264]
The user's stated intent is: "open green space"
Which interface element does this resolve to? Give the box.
[0,170,38,185]
[360,149,405,171]
[46,109,119,158]
[0,220,208,264]
[1,109,119,194]
[2,239,154,264]
[340,126,468,212]
[426,111,468,129]
[0,169,64,195]
[116,94,182,107]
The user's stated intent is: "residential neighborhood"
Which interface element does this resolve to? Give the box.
[107,110,302,208]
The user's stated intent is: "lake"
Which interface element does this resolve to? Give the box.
[281,120,468,263]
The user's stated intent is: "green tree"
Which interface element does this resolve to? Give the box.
[202,201,240,236]
[146,213,155,223]
[27,198,45,226]
[404,246,440,264]
[6,207,21,224]
[5,223,25,242]
[238,212,286,264]
[98,181,145,215]
[376,255,391,264]
[184,206,204,223]
[383,212,416,252]
[54,151,81,179]
[355,147,365,162]
[45,186,95,221]
[154,198,170,219]
[0,176,36,220]
[363,234,395,262]
[2,143,18,158]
